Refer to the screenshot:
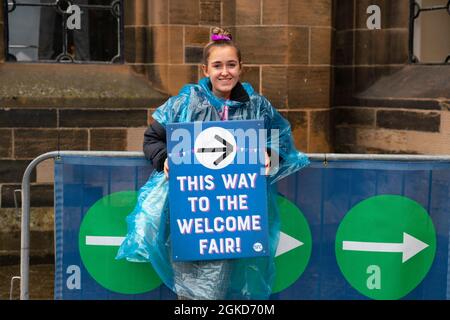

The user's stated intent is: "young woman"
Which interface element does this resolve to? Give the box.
[116,27,309,300]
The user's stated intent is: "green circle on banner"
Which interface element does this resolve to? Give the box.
[272,195,312,293]
[79,191,162,294]
[335,195,436,300]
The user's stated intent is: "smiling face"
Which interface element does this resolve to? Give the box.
[202,46,242,100]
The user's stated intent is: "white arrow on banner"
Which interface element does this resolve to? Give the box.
[86,236,125,246]
[87,233,306,259]
[342,232,429,263]
[276,232,304,257]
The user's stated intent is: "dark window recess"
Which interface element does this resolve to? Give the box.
[409,0,450,64]
[4,0,123,63]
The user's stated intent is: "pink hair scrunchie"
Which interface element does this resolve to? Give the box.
[211,34,232,41]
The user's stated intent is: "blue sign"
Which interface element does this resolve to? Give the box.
[166,120,269,261]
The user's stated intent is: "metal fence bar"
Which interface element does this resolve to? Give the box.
[20,150,450,299]
[20,150,142,299]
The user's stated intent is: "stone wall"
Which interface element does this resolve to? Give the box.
[0,1,4,62]
[124,0,333,153]
[333,0,450,154]
[0,62,168,262]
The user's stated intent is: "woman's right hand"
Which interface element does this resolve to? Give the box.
[164,158,169,179]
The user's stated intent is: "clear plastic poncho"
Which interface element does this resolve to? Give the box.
[116,77,310,299]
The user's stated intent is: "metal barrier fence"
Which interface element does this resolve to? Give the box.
[19,151,450,300]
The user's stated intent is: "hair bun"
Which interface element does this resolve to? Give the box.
[211,27,232,41]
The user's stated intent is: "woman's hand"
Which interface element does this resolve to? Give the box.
[164,158,169,178]
[264,151,271,175]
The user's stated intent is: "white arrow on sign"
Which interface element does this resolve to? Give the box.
[86,236,125,246]
[194,127,237,170]
[276,232,304,257]
[342,232,428,263]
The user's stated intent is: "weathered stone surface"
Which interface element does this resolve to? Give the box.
[235,26,287,64]
[0,264,54,300]
[309,110,332,152]
[0,23,4,63]
[333,107,375,127]
[124,26,135,62]
[0,129,12,157]
[0,160,35,183]
[185,26,211,46]
[169,0,199,24]
[124,0,169,26]
[1,184,54,208]
[185,46,204,63]
[127,128,146,151]
[311,27,332,65]
[0,64,168,109]
[124,26,151,63]
[288,67,331,109]
[356,98,442,110]
[354,120,450,154]
[36,159,53,183]
[150,26,169,64]
[354,128,407,153]
[334,126,357,146]
[222,0,237,26]
[234,26,308,65]
[200,0,221,25]
[355,0,409,29]
[377,110,440,132]
[143,64,169,94]
[355,30,408,65]
[130,25,185,64]
[90,129,127,151]
[240,66,260,94]
[167,65,199,96]
[334,30,353,65]
[287,27,310,65]
[59,110,147,127]
[356,65,450,100]
[289,0,332,27]
[0,230,53,254]
[169,26,184,64]
[286,111,308,151]
[354,66,402,94]
[14,129,88,158]
[262,67,288,109]
[262,0,288,24]
[0,109,56,128]
[148,0,170,25]
[332,66,355,106]
[333,0,354,30]
[235,0,261,25]
[124,0,143,26]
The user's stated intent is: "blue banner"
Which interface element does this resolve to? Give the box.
[54,156,450,300]
[54,156,175,300]
[274,160,450,300]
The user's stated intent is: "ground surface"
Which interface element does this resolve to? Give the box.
[0,264,53,300]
